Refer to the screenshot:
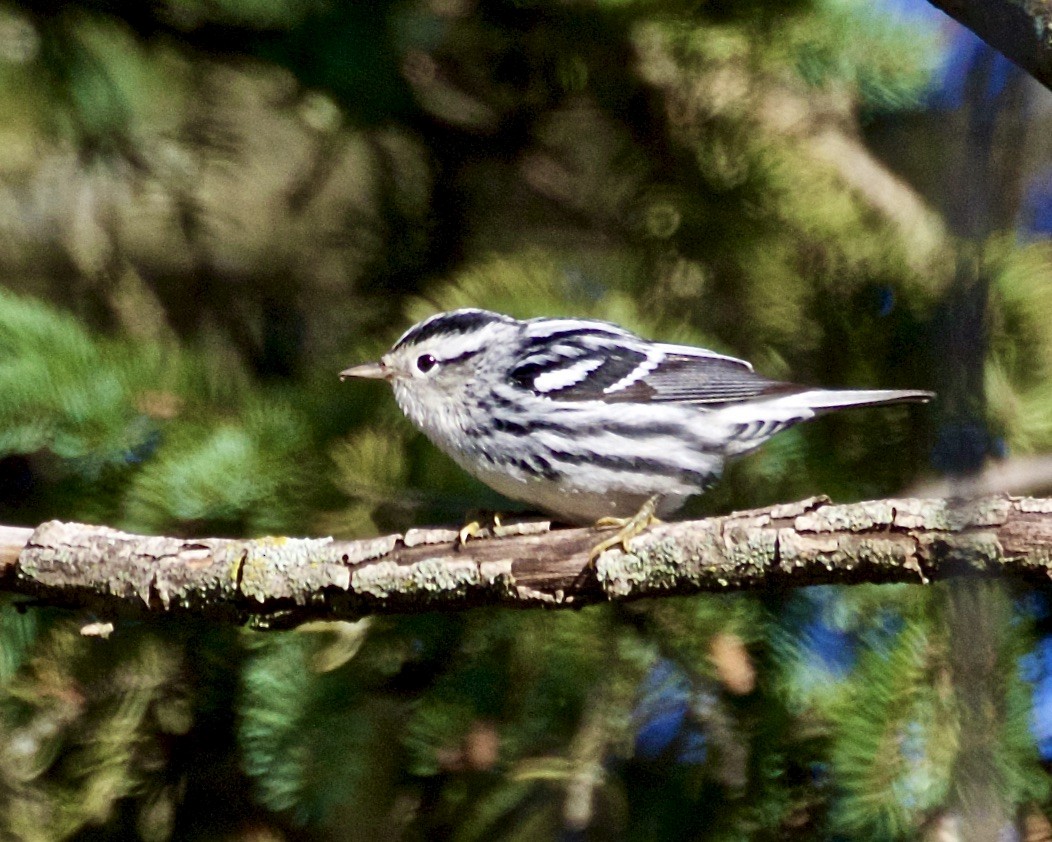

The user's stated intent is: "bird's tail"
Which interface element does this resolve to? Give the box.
[782,388,934,413]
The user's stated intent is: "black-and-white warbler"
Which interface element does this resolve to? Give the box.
[341,309,932,525]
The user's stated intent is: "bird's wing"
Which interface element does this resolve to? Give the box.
[510,333,798,405]
[608,345,800,404]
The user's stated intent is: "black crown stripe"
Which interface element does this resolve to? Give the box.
[394,310,506,351]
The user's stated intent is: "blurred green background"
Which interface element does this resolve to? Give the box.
[1,0,1052,838]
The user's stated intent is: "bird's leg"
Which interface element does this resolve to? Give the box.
[588,495,662,563]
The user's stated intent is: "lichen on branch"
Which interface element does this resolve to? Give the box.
[2,495,1052,626]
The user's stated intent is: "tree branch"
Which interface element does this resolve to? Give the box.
[925,0,1052,91]
[2,495,1051,627]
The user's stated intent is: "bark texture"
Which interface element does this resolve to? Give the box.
[2,495,1052,626]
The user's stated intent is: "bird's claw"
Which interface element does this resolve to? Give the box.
[457,513,505,547]
[587,495,661,564]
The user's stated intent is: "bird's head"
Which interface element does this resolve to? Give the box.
[340,309,516,429]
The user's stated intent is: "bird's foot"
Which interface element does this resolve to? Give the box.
[588,496,662,564]
[457,512,507,547]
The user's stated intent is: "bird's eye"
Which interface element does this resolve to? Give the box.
[415,354,437,373]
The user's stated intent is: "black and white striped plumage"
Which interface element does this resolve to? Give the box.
[341,309,932,523]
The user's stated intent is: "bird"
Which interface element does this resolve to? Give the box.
[341,308,932,544]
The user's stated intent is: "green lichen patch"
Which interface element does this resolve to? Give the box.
[596,548,673,597]
[152,540,242,609]
[795,500,897,533]
[894,498,1012,531]
[350,557,481,601]
[239,537,350,604]
[720,524,777,576]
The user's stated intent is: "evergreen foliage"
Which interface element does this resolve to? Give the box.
[0,0,1049,838]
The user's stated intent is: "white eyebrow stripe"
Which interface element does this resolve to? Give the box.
[533,358,604,392]
[603,348,664,394]
[430,323,505,359]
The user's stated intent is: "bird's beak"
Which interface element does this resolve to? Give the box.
[340,362,388,381]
